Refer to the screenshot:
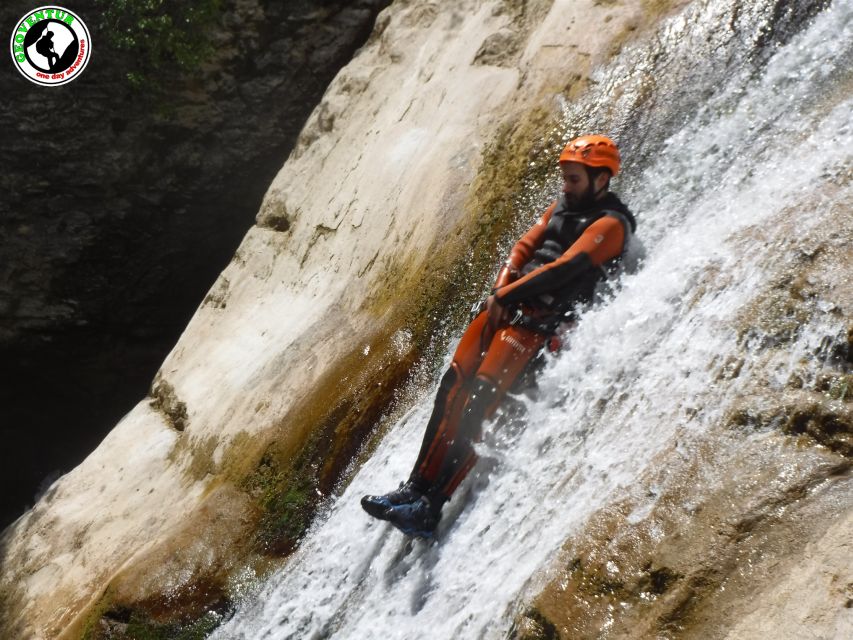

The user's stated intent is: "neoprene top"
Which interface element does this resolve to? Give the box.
[493,192,636,309]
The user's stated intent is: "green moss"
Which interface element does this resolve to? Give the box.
[95,0,224,94]
[124,610,221,640]
[79,582,230,640]
[79,589,115,640]
[816,373,853,402]
[83,607,223,640]
[244,450,317,555]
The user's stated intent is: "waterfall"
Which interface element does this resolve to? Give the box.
[213,1,851,637]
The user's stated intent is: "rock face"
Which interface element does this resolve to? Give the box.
[1,1,850,639]
[0,0,391,528]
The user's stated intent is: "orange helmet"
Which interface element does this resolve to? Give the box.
[558,135,621,177]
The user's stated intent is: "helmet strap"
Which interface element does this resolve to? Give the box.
[585,167,608,202]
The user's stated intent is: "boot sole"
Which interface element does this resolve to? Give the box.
[384,506,438,539]
[363,500,435,537]
[361,496,394,520]
[388,520,435,539]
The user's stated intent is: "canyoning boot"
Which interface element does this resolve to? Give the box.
[361,480,423,520]
[384,494,443,538]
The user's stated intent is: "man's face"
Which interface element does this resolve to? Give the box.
[560,162,591,208]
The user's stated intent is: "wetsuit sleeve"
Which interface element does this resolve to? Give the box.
[494,213,628,305]
[492,201,558,289]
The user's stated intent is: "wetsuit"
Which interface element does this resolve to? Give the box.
[409,191,636,502]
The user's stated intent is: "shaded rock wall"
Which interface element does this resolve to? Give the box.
[0,0,390,528]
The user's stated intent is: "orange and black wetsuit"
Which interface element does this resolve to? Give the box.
[408,192,636,504]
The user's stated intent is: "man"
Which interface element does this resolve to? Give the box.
[362,135,636,537]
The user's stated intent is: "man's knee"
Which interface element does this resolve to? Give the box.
[464,376,499,422]
[437,364,460,394]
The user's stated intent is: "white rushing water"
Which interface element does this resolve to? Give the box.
[214,1,852,638]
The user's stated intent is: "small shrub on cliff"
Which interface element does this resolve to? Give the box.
[95,0,223,92]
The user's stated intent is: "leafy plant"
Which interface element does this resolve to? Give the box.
[95,0,224,91]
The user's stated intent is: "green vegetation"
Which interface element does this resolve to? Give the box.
[78,592,114,640]
[95,0,224,92]
[817,372,852,402]
[82,608,222,640]
[245,448,320,555]
[122,610,221,640]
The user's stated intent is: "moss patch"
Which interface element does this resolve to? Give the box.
[78,589,116,640]
[149,375,189,432]
[244,450,319,556]
[83,603,224,640]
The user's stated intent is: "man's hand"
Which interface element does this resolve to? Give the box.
[493,263,520,290]
[486,294,508,331]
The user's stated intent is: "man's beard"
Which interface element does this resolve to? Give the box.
[564,188,598,211]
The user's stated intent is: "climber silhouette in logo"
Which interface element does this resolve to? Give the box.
[36,28,59,70]
[23,20,80,74]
